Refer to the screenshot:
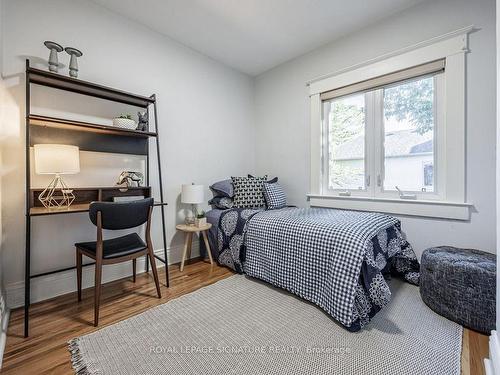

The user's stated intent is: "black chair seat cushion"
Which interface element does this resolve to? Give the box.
[76,233,147,259]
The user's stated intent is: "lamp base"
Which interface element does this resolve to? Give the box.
[184,203,197,226]
[185,217,196,226]
[38,174,76,209]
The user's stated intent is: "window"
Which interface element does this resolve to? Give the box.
[325,93,366,191]
[383,77,436,193]
[308,30,470,219]
[322,72,443,200]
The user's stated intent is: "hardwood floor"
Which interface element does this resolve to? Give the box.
[2,260,232,374]
[462,328,490,375]
[1,260,489,375]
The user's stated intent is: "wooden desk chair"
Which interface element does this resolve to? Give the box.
[75,197,161,326]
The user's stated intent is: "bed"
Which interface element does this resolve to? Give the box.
[206,206,419,332]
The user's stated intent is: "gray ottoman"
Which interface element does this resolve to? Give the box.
[420,246,496,334]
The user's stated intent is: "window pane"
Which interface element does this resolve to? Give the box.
[383,76,435,192]
[325,94,366,190]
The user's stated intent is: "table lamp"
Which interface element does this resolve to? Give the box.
[34,144,80,208]
[181,184,204,225]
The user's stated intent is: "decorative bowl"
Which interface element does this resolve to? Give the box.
[112,118,136,129]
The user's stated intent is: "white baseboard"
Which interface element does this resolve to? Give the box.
[5,241,200,309]
[0,308,9,369]
[485,330,500,375]
[486,359,495,375]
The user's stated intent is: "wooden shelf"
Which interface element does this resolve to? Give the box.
[30,203,90,216]
[27,67,154,108]
[30,201,168,217]
[29,186,167,216]
[29,115,157,138]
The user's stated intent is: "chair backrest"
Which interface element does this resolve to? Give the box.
[89,198,154,230]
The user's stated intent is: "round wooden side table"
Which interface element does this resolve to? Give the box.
[176,223,213,271]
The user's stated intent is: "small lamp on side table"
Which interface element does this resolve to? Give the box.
[34,144,80,209]
[181,183,204,225]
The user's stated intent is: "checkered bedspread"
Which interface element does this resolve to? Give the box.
[216,207,419,331]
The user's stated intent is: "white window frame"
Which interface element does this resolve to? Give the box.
[308,27,474,220]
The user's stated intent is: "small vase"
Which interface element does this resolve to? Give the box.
[195,217,207,227]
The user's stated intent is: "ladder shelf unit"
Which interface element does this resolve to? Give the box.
[24,60,169,337]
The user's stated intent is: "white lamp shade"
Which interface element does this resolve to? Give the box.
[34,144,80,175]
[181,184,204,204]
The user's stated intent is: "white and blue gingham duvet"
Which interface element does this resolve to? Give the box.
[216,207,419,331]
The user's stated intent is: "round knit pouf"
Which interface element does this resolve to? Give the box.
[420,246,496,334]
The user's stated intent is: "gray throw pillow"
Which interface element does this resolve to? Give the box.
[209,179,234,198]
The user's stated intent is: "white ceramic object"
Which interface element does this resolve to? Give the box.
[112,118,136,129]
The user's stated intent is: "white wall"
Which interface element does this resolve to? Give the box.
[0,0,10,365]
[254,0,496,258]
[0,0,496,309]
[1,0,255,306]
[497,0,500,341]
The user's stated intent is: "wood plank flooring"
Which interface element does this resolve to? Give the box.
[1,260,489,374]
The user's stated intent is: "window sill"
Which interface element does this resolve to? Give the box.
[307,194,473,220]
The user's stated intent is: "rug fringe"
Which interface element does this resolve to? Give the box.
[68,338,91,375]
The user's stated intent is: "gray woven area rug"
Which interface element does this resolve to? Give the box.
[69,275,462,375]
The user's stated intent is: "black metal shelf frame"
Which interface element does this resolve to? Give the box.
[27,66,155,107]
[28,114,159,138]
[24,60,170,337]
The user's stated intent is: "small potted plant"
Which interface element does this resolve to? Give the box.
[112,114,136,129]
[195,210,207,227]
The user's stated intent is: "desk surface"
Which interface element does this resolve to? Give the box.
[30,202,168,217]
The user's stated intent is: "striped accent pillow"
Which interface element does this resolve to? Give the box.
[263,182,287,209]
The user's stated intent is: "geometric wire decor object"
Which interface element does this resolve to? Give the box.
[34,144,80,209]
[38,174,76,208]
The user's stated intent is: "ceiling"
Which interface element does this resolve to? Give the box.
[93,0,427,76]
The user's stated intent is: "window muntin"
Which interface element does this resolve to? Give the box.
[322,72,442,200]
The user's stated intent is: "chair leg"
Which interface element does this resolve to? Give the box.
[76,249,82,302]
[94,259,103,327]
[132,258,136,283]
[148,248,162,298]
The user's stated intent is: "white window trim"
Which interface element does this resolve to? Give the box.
[307,194,473,220]
[308,26,473,220]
